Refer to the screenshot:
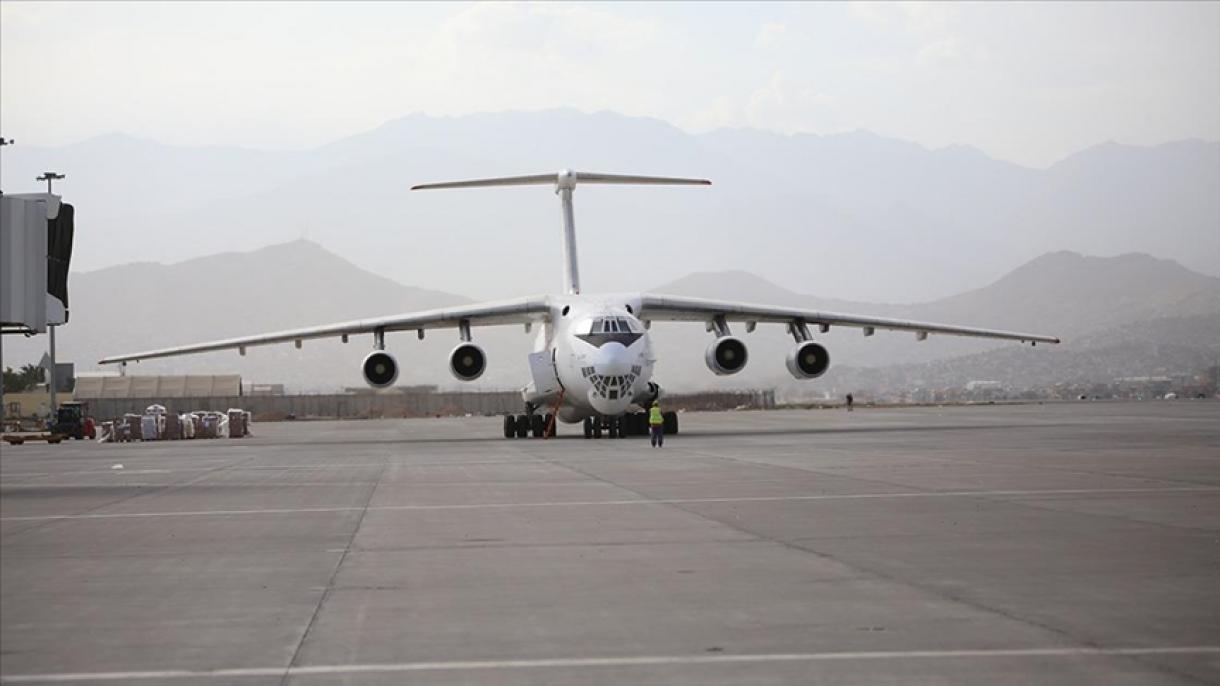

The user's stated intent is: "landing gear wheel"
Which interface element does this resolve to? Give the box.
[663,411,679,435]
[503,415,516,439]
[608,417,619,438]
[616,417,628,438]
[515,414,529,438]
[583,417,593,439]
[530,414,545,438]
[593,421,603,439]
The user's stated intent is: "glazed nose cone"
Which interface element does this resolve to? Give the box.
[593,342,632,376]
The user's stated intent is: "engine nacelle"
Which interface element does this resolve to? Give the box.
[705,336,749,375]
[361,350,399,389]
[633,381,662,406]
[786,341,830,379]
[449,342,487,382]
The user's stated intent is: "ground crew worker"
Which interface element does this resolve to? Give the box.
[649,402,665,447]
[846,393,854,412]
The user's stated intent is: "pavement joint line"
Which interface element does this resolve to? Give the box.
[4,486,1218,522]
[278,460,387,686]
[2,646,1218,682]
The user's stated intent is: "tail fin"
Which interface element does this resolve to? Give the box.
[411,170,710,295]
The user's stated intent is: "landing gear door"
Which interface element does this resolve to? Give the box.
[528,351,562,397]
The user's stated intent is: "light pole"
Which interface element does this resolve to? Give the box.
[0,139,8,423]
[36,171,64,194]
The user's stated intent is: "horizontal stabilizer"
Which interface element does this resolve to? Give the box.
[411,169,710,191]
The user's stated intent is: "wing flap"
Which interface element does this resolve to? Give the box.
[638,294,1060,344]
[99,296,551,364]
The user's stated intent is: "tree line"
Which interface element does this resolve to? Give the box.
[2,365,45,393]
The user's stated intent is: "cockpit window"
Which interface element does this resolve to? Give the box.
[589,316,638,334]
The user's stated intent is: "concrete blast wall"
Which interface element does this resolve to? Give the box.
[84,392,522,421]
[81,390,775,421]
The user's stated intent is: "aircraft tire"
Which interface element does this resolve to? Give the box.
[503,415,516,438]
[515,414,529,438]
[593,422,603,439]
[608,418,619,438]
[663,411,678,435]
[583,417,593,439]
[530,414,545,438]
[617,417,628,438]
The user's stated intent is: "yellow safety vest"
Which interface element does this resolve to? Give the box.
[649,407,664,426]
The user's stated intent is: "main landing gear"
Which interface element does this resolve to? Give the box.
[503,412,554,439]
[502,410,681,439]
[582,412,679,439]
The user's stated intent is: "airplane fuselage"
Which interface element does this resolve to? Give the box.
[524,294,656,423]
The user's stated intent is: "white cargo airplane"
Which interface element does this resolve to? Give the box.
[100,170,1060,439]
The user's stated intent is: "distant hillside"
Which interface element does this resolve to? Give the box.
[0,241,525,391]
[2,109,1216,304]
[645,251,1220,387]
[3,242,1216,393]
[821,313,1220,396]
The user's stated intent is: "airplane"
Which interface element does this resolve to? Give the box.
[99,170,1060,439]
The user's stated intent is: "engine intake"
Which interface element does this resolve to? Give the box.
[705,336,748,375]
[449,342,487,382]
[633,381,662,406]
[786,341,830,379]
[361,350,399,388]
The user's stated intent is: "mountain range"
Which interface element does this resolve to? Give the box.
[2,240,1216,394]
[1,108,1216,305]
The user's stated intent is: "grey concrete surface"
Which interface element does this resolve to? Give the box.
[1,402,1218,685]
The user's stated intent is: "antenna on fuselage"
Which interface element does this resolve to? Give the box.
[411,170,710,296]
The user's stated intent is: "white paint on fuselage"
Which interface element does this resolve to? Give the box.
[526,294,655,423]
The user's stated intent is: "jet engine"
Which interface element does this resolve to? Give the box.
[786,341,830,379]
[705,336,749,375]
[361,350,399,389]
[633,381,662,406]
[449,342,487,382]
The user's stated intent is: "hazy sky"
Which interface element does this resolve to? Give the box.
[1,1,1217,168]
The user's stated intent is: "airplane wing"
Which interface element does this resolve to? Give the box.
[637,294,1060,344]
[98,296,551,364]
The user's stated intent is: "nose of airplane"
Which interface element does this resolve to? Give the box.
[593,342,632,376]
[588,391,632,417]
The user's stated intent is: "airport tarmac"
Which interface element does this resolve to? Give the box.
[1,401,1218,685]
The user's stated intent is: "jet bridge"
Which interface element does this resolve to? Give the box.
[1,193,74,334]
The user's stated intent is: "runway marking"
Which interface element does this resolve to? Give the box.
[2,486,1218,522]
[0,469,184,478]
[2,646,1217,682]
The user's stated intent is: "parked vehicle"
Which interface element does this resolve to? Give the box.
[50,402,95,440]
